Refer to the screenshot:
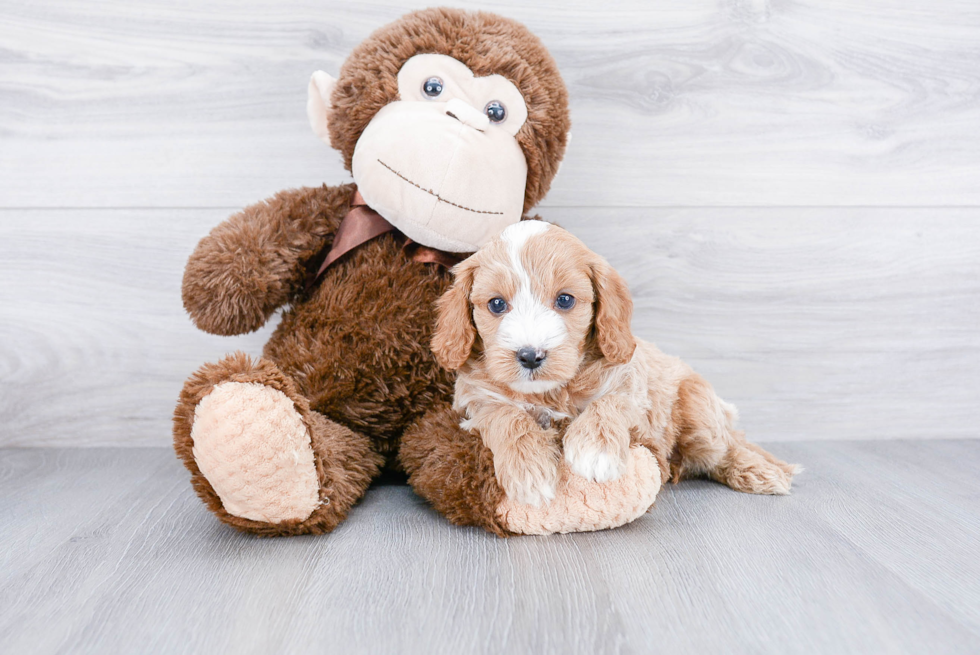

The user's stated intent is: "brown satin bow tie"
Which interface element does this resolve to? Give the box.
[308,190,469,289]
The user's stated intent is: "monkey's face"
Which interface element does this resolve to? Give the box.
[311,54,531,253]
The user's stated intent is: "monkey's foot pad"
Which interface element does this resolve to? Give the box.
[190,381,320,523]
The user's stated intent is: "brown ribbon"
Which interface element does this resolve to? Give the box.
[307,190,468,290]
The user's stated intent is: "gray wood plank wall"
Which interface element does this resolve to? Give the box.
[1,0,978,446]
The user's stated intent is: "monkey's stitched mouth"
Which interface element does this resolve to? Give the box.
[377,159,504,216]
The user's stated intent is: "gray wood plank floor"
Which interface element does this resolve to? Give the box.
[1,441,978,655]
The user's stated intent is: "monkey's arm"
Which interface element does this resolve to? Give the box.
[181,184,351,336]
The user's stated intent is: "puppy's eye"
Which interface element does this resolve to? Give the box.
[488,297,509,314]
[555,294,575,310]
[422,76,444,98]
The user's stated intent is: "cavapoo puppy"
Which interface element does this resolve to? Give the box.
[432,220,798,507]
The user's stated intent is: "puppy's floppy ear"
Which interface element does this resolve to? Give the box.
[589,257,636,365]
[432,258,478,370]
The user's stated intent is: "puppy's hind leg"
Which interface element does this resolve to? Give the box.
[671,375,799,495]
[712,434,798,495]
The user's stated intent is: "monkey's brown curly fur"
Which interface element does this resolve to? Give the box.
[173,8,568,536]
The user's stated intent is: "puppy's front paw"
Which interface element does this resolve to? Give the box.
[564,424,628,483]
[495,449,559,508]
[505,475,557,508]
[565,445,627,483]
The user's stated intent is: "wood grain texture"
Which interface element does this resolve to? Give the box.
[1,442,978,654]
[2,206,977,447]
[1,0,979,208]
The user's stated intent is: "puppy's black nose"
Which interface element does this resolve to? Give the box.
[517,347,546,370]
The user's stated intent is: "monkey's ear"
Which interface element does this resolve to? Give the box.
[307,71,337,145]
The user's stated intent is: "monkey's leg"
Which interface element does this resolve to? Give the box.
[173,352,383,536]
[399,403,511,536]
[671,375,799,495]
[400,403,662,536]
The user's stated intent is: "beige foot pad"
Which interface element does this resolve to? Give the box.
[497,445,662,535]
[191,382,320,523]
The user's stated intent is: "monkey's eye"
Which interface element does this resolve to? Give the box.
[488,297,509,314]
[484,101,506,123]
[555,294,575,310]
[422,76,444,98]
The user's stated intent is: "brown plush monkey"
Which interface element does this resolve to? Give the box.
[173,8,659,537]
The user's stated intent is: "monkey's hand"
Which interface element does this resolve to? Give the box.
[181,184,350,335]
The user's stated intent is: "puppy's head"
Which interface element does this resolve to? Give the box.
[432,221,635,393]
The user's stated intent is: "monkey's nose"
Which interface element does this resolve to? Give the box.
[445,98,490,131]
[517,347,546,370]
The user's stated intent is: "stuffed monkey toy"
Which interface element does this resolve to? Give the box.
[173,7,662,537]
